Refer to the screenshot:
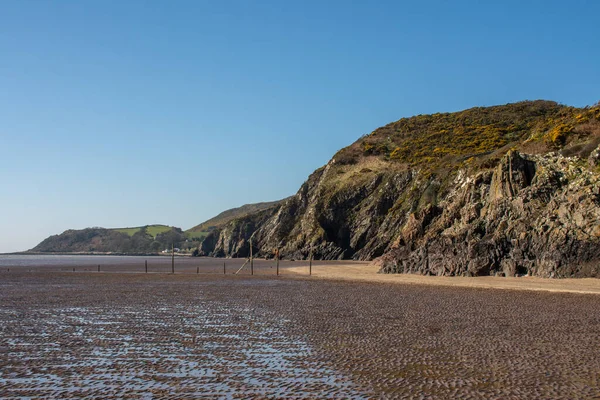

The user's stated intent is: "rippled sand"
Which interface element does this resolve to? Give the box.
[1,271,599,399]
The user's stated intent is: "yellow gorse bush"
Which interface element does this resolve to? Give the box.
[341,100,598,169]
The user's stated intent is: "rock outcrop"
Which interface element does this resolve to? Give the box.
[197,100,600,278]
[379,151,600,277]
[197,207,280,258]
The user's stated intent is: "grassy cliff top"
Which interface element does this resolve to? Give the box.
[333,100,600,171]
[113,224,173,238]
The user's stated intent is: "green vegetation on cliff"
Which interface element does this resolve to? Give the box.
[336,100,600,171]
[114,224,173,238]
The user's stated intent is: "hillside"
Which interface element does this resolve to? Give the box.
[197,100,600,278]
[114,224,173,238]
[186,200,286,240]
[29,202,287,254]
[30,225,190,254]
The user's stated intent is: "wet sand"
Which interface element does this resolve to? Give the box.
[1,269,600,398]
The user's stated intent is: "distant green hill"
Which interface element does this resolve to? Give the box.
[30,225,194,254]
[185,200,287,240]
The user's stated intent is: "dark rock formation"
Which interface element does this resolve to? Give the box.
[196,207,280,258]
[379,151,600,278]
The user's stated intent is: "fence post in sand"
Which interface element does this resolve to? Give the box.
[223,262,226,275]
[276,249,280,276]
[145,260,148,274]
[197,266,199,274]
[98,264,100,273]
[235,258,249,275]
[73,267,75,272]
[171,244,175,274]
[250,238,254,276]
[309,247,313,276]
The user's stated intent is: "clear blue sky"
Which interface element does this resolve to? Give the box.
[1,0,599,253]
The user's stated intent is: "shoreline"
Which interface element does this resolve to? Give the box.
[2,252,192,257]
[2,269,599,398]
[2,253,599,295]
[286,263,600,295]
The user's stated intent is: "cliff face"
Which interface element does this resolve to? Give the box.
[253,160,414,260]
[197,207,280,258]
[198,101,600,277]
[186,200,286,240]
[198,160,414,260]
[379,151,600,277]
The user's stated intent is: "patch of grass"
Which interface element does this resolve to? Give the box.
[113,224,172,238]
[184,231,209,241]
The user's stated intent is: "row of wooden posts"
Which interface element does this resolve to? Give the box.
[7,243,315,275]
[72,244,314,275]
[246,238,313,276]
[77,254,313,275]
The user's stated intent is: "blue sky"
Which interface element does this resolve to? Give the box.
[1,0,599,252]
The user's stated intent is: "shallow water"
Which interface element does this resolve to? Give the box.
[0,299,371,398]
[0,254,182,267]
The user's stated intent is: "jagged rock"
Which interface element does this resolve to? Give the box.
[589,145,600,168]
[197,206,280,258]
[379,151,600,278]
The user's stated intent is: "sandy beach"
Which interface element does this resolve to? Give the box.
[287,262,600,295]
[1,267,600,398]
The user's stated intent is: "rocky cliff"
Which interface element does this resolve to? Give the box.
[378,151,600,278]
[197,100,600,277]
[197,207,280,258]
[186,200,287,241]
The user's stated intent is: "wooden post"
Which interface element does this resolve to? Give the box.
[235,258,249,275]
[250,238,254,276]
[171,244,175,274]
[73,267,75,272]
[145,260,148,274]
[276,249,280,276]
[309,247,313,276]
[98,264,100,272]
[197,266,199,274]
[223,262,226,275]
